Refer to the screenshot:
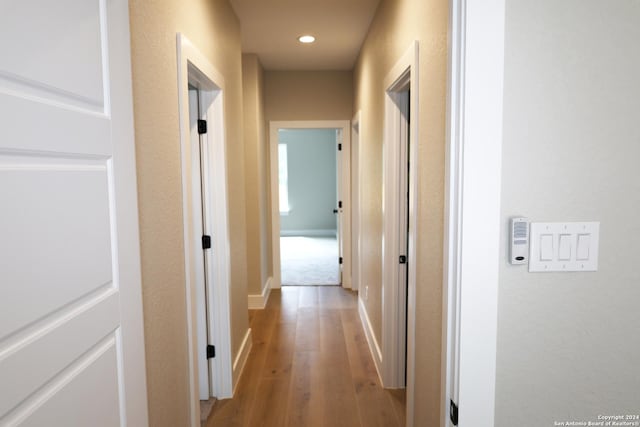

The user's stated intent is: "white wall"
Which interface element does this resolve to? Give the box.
[496,0,640,424]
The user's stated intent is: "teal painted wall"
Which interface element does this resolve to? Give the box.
[279,129,337,234]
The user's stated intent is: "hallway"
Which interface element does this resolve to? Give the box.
[207,287,405,426]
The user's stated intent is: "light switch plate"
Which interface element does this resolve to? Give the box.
[529,222,600,272]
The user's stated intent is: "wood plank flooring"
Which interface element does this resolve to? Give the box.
[207,286,406,427]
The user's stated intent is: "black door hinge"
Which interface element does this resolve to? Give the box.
[338,143,342,151]
[198,119,207,135]
[338,200,342,208]
[202,235,211,249]
[207,345,215,359]
[339,257,343,265]
[399,255,407,264]
[450,400,458,425]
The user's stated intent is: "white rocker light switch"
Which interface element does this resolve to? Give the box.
[529,222,599,272]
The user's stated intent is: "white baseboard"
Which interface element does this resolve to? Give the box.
[358,297,383,384]
[280,229,337,237]
[248,276,272,309]
[232,328,252,394]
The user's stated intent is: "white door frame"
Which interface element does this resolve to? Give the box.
[269,120,351,289]
[177,34,234,427]
[110,2,150,423]
[351,112,362,292]
[381,41,419,398]
[442,0,505,425]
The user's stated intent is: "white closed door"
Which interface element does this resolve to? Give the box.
[0,1,148,426]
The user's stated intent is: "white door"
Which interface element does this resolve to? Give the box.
[397,90,410,385]
[336,129,344,284]
[0,1,149,426]
[335,128,351,289]
[189,87,213,401]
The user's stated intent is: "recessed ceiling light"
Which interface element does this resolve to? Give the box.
[298,35,316,44]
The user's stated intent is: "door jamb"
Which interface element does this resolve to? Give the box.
[442,1,505,425]
[177,33,234,427]
[381,43,419,414]
[269,120,351,289]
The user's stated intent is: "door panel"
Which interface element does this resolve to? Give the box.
[0,163,113,339]
[0,93,111,154]
[0,0,105,105]
[0,0,145,425]
[0,292,119,416]
[18,341,121,427]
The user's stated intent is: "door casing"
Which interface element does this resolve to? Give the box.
[269,120,352,289]
[177,33,237,427]
[442,1,505,425]
[380,41,419,424]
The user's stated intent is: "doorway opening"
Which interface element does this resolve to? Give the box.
[380,43,419,425]
[270,121,352,290]
[177,34,236,427]
[278,128,340,286]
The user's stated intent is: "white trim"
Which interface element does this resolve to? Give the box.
[442,1,505,426]
[248,277,272,309]
[177,34,234,426]
[336,125,352,290]
[381,42,419,400]
[358,297,383,381]
[279,229,337,237]
[351,111,362,292]
[108,1,149,424]
[269,121,352,290]
[231,329,253,394]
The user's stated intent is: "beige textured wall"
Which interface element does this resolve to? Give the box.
[242,54,271,295]
[263,71,352,290]
[353,0,448,425]
[496,1,640,424]
[128,0,249,425]
[264,71,353,121]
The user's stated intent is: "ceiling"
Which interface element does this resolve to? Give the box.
[229,0,382,70]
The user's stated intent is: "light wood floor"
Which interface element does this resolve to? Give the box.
[207,286,406,427]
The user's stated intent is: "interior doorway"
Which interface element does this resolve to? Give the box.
[383,85,410,388]
[380,43,419,411]
[270,121,352,290]
[278,128,340,286]
[177,34,236,427]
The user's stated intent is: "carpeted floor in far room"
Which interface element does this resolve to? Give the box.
[280,236,340,286]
